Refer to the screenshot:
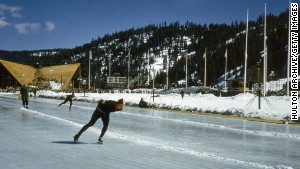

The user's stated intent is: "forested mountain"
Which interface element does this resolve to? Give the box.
[0,10,290,89]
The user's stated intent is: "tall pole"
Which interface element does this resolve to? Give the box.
[166,53,169,89]
[224,49,228,89]
[257,61,261,109]
[88,50,91,90]
[108,54,112,76]
[185,55,188,89]
[204,48,207,87]
[147,50,150,85]
[244,9,249,94]
[128,50,130,89]
[138,67,140,87]
[263,3,267,96]
[152,68,155,102]
[287,0,291,96]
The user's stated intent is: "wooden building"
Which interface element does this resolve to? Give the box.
[0,60,81,90]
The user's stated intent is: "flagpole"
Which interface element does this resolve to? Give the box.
[225,49,228,89]
[204,48,207,87]
[263,3,267,96]
[108,53,112,76]
[128,50,130,89]
[166,53,169,89]
[185,54,188,89]
[88,50,91,90]
[147,50,150,85]
[244,9,249,94]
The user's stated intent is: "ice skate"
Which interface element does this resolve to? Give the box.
[97,137,103,144]
[74,134,79,142]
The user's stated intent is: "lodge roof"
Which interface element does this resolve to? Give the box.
[35,63,81,87]
[0,60,80,88]
[0,60,36,85]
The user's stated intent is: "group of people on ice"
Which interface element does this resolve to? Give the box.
[19,85,125,144]
[19,82,161,145]
[57,93,125,144]
[19,86,148,144]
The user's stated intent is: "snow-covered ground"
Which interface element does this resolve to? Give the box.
[28,88,293,121]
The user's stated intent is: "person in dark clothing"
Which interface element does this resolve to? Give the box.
[180,90,184,99]
[20,85,29,108]
[74,98,125,144]
[33,88,37,98]
[58,91,75,110]
[139,98,149,108]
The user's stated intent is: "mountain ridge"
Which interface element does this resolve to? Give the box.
[0,10,289,89]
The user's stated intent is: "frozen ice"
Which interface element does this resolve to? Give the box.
[0,93,299,169]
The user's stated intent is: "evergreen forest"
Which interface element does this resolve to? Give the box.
[0,10,291,89]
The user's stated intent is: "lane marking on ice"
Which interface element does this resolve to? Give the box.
[117,111,300,140]
[20,96,300,141]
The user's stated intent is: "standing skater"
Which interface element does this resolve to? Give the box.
[74,98,125,144]
[58,91,75,110]
[20,84,29,108]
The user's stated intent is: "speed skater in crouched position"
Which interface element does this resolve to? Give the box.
[73,98,125,144]
[58,91,75,110]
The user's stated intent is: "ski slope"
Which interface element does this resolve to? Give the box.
[0,95,299,169]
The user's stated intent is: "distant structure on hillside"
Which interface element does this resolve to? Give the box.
[106,73,127,89]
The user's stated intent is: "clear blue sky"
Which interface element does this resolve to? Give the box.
[0,0,297,51]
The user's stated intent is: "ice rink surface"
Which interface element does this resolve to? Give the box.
[0,94,299,169]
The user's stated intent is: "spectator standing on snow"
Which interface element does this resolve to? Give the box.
[180,90,184,99]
